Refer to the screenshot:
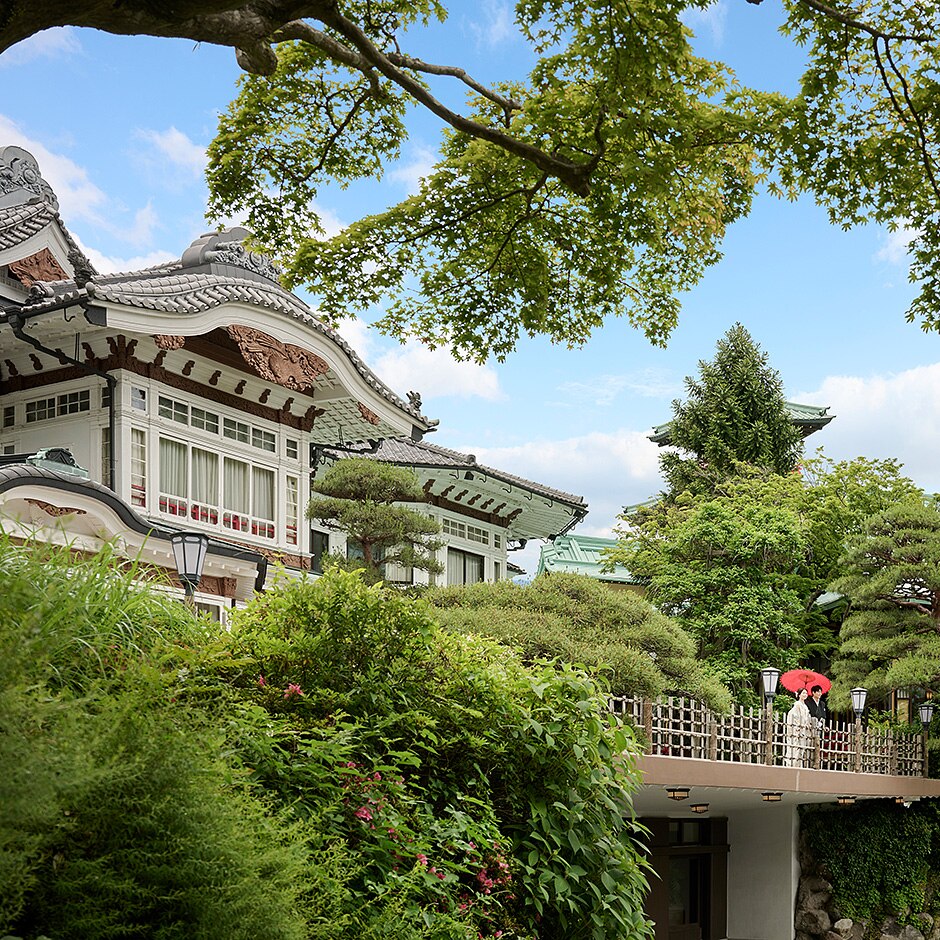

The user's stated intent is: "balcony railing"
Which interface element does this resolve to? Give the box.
[610,695,926,777]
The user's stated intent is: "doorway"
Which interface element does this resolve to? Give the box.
[668,853,710,940]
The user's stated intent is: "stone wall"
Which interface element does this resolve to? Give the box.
[795,830,939,940]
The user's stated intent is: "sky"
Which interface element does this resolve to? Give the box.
[2,3,939,576]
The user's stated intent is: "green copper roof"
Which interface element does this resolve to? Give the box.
[648,401,834,446]
[536,534,636,582]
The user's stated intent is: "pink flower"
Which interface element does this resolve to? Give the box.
[283,683,304,699]
[416,853,429,868]
[257,675,266,688]
[354,806,373,821]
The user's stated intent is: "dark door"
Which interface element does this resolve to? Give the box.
[668,854,710,940]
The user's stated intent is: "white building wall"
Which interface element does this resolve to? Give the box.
[726,805,799,940]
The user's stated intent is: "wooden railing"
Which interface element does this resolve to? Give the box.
[610,695,926,777]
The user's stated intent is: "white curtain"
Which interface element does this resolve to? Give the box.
[252,466,275,521]
[159,438,187,497]
[224,458,250,513]
[447,548,484,585]
[192,448,218,505]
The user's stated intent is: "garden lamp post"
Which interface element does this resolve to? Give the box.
[760,667,780,765]
[919,700,934,778]
[851,687,868,773]
[170,532,209,606]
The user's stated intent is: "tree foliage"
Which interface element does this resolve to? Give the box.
[831,499,940,706]
[2,1,939,358]
[609,456,924,701]
[428,572,731,710]
[658,324,802,497]
[308,457,443,582]
[1,533,655,939]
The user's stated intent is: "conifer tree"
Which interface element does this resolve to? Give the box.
[308,457,443,583]
[660,324,802,496]
[832,499,940,704]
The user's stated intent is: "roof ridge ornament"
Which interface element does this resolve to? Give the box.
[0,146,58,211]
[180,227,282,281]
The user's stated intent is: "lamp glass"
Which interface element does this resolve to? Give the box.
[837,795,856,806]
[690,803,709,814]
[919,701,935,727]
[761,792,783,802]
[850,687,868,716]
[760,667,780,701]
[170,532,209,590]
[666,787,690,801]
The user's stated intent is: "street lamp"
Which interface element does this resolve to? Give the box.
[851,687,868,718]
[760,667,780,704]
[170,532,209,604]
[918,700,935,731]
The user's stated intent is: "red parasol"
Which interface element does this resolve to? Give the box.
[780,669,831,695]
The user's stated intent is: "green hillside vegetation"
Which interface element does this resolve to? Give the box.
[0,535,653,940]
[428,573,731,711]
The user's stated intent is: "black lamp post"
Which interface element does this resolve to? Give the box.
[850,687,868,773]
[760,667,780,705]
[170,532,209,604]
[919,700,934,778]
[760,667,780,765]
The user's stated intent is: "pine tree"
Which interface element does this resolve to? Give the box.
[308,458,443,584]
[660,324,802,496]
[831,499,940,704]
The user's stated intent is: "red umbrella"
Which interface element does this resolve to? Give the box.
[780,669,831,695]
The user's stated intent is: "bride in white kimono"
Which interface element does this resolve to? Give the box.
[785,689,814,767]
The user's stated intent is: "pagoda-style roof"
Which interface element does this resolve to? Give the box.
[648,401,834,446]
[536,534,637,584]
[323,437,587,541]
[0,146,435,446]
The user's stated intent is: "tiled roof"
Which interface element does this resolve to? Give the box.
[536,534,636,582]
[648,401,834,445]
[3,236,429,425]
[330,437,587,509]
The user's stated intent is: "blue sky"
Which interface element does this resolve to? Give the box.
[2,2,938,575]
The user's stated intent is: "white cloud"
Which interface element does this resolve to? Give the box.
[796,362,940,493]
[682,0,729,45]
[876,224,920,265]
[376,343,503,402]
[79,243,177,276]
[556,369,681,407]
[0,114,107,222]
[388,145,436,195]
[0,28,81,68]
[135,126,206,179]
[466,0,515,47]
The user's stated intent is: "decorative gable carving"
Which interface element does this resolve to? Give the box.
[0,146,58,210]
[8,248,67,286]
[357,402,381,426]
[227,324,329,392]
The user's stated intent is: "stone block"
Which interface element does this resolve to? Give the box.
[797,909,832,935]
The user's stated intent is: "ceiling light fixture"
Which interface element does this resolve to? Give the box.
[666,787,690,801]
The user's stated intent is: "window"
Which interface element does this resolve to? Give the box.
[494,561,501,581]
[466,524,488,545]
[311,530,330,574]
[158,396,189,424]
[130,429,147,507]
[494,533,502,549]
[101,386,111,409]
[2,406,13,428]
[252,427,276,453]
[223,457,250,530]
[286,475,299,546]
[223,417,250,444]
[252,467,275,537]
[1,443,15,455]
[131,387,147,411]
[25,390,89,423]
[101,427,111,489]
[191,406,219,434]
[190,447,219,524]
[286,438,299,460]
[447,548,484,585]
[442,518,465,538]
[159,438,189,516]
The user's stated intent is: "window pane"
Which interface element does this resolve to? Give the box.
[224,458,250,512]
[253,467,275,521]
[159,438,188,497]
[192,448,219,504]
[130,428,147,507]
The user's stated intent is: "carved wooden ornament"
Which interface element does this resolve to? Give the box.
[227,325,329,392]
[154,335,186,351]
[8,248,67,286]
[26,498,86,518]
[357,402,381,426]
